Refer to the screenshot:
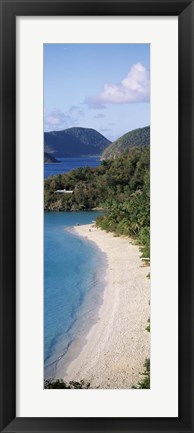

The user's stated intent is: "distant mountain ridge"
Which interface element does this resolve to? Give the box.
[44,127,111,158]
[101,126,150,160]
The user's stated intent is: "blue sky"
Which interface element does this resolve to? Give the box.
[44,44,150,141]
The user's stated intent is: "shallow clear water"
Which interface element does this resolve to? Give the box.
[44,156,100,178]
[44,211,106,379]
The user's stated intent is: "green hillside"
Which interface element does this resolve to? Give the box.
[101,126,150,160]
[44,152,59,163]
[44,145,150,257]
[44,127,111,158]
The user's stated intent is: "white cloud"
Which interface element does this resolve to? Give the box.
[69,105,84,117]
[44,109,71,131]
[85,63,150,107]
[44,106,84,131]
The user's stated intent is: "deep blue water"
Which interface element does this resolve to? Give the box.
[44,211,106,380]
[44,156,101,178]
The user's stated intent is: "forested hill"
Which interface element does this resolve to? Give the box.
[101,126,150,160]
[44,152,59,163]
[44,127,111,158]
[44,146,149,254]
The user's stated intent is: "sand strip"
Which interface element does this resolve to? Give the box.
[64,224,150,389]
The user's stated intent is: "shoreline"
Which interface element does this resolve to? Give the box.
[63,223,150,389]
[45,224,107,381]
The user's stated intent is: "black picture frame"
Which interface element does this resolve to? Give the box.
[0,0,193,432]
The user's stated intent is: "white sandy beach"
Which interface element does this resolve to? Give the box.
[64,224,150,389]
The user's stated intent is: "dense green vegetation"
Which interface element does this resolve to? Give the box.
[44,379,90,389]
[146,317,150,333]
[101,126,150,160]
[44,152,59,163]
[44,146,150,258]
[132,359,150,389]
[44,127,111,158]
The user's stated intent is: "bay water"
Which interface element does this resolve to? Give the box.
[44,211,106,380]
[44,156,100,178]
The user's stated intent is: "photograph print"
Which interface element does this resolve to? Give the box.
[44,43,150,389]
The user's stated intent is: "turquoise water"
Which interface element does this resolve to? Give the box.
[44,156,100,178]
[44,211,106,379]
